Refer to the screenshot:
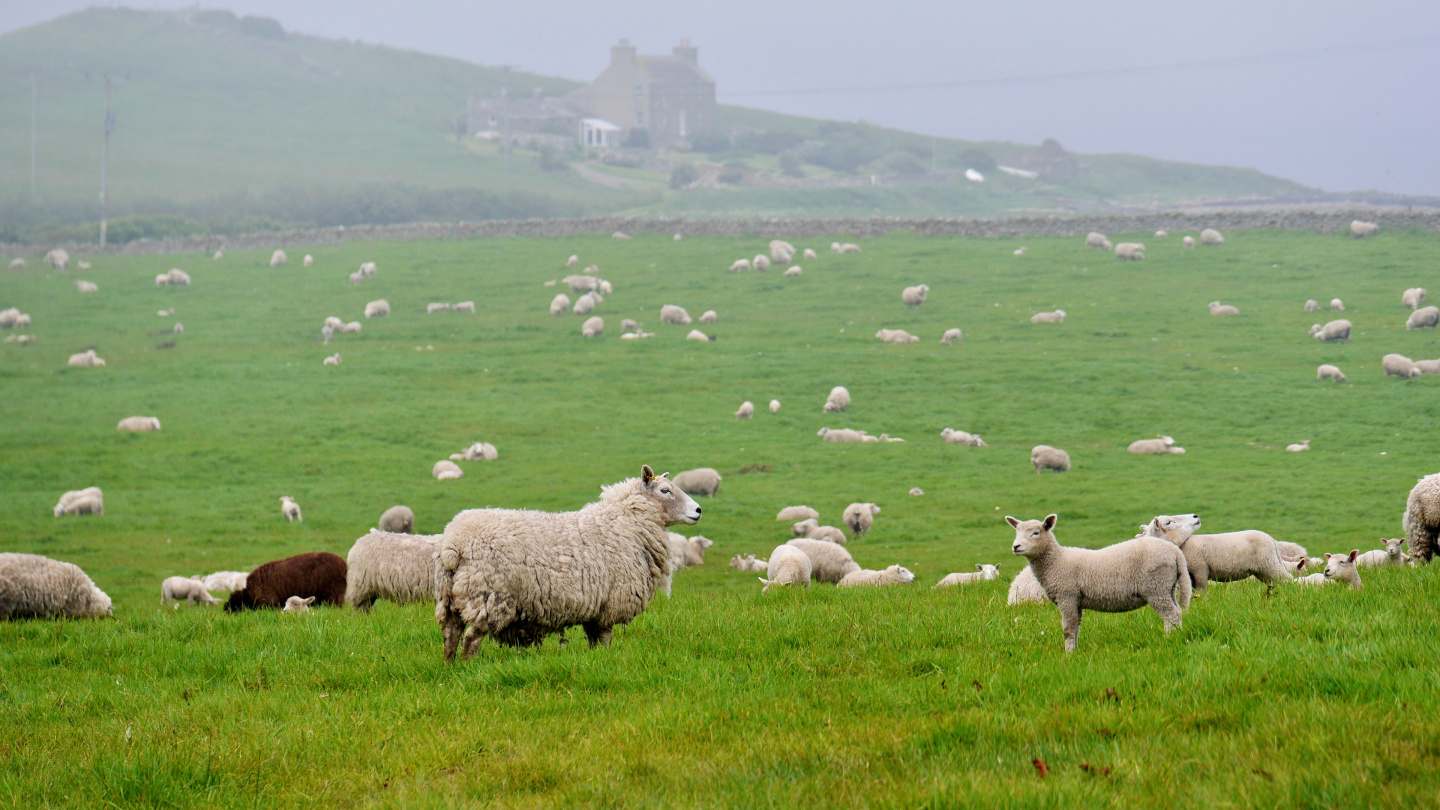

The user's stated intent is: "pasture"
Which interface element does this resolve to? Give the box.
[1,229,1438,806]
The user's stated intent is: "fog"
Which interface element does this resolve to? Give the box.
[4,0,1437,195]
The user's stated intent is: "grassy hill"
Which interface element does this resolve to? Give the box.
[1,228,1438,803]
[0,8,1316,241]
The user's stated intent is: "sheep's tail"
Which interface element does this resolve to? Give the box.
[1175,556,1193,611]
[433,545,460,621]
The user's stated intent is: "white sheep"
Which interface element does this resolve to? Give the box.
[1416,359,1440,375]
[45,248,70,270]
[0,308,23,327]
[1007,565,1049,604]
[661,305,692,325]
[1406,473,1440,562]
[1286,440,1310,452]
[817,427,872,443]
[581,316,604,338]
[1350,220,1380,237]
[940,328,963,346]
[1155,230,1168,239]
[1356,538,1407,568]
[753,254,771,272]
[1114,243,1145,261]
[166,269,191,285]
[791,518,847,544]
[447,301,474,313]
[769,240,796,262]
[573,295,596,316]
[769,399,780,413]
[1030,310,1066,324]
[0,553,112,619]
[837,565,915,588]
[909,487,924,496]
[1383,354,1421,379]
[213,251,223,260]
[686,330,712,342]
[161,576,218,606]
[321,324,334,343]
[1208,301,1239,316]
[1309,320,1351,341]
[349,271,364,285]
[583,265,599,275]
[53,487,103,517]
[346,530,437,611]
[364,299,390,318]
[1200,228,1224,245]
[729,259,751,272]
[842,502,881,540]
[200,571,248,592]
[941,428,985,446]
[803,248,818,260]
[303,254,313,267]
[776,506,819,522]
[1304,299,1320,312]
[1127,435,1185,455]
[621,318,639,333]
[1014,247,1027,255]
[934,564,1002,588]
[433,460,464,480]
[7,258,23,269]
[666,532,713,573]
[696,310,718,325]
[783,266,802,277]
[550,293,571,316]
[280,496,303,522]
[1406,306,1439,330]
[902,285,930,307]
[75,280,98,293]
[564,275,598,293]
[598,280,613,296]
[1143,513,1293,593]
[620,331,654,340]
[823,386,851,413]
[875,328,919,344]
[785,538,859,583]
[831,242,843,254]
[1182,235,1196,247]
[1085,232,1112,250]
[379,505,415,534]
[1402,288,1426,310]
[428,302,452,314]
[672,468,721,497]
[324,316,344,331]
[1321,550,1363,588]
[839,243,861,254]
[359,262,376,278]
[567,255,579,267]
[759,544,812,593]
[1317,364,1346,382]
[1031,445,1071,474]
[283,596,316,614]
[730,554,768,572]
[67,349,106,367]
[1007,514,1191,651]
[1330,298,1345,312]
[117,416,161,432]
[270,250,287,267]
[340,321,362,334]
[450,442,499,462]
[735,401,754,419]
[1274,540,1310,562]
[323,353,342,366]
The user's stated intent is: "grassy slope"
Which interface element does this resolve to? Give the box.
[1,229,1438,805]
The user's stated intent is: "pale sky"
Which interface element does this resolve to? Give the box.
[4,0,1437,195]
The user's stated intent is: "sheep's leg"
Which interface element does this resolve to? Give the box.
[583,621,613,648]
[352,596,373,614]
[440,611,465,662]
[461,624,485,659]
[1057,600,1082,652]
[1148,595,1183,632]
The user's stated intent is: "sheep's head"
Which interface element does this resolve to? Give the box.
[1323,550,1360,587]
[1005,514,1057,557]
[88,586,114,617]
[792,518,818,538]
[1383,538,1406,558]
[976,563,1001,579]
[1145,514,1200,546]
[1309,324,1322,337]
[642,465,701,526]
[283,595,316,614]
[888,565,916,583]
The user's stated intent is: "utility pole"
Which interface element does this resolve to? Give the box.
[501,65,512,167]
[30,72,37,196]
[931,135,936,173]
[100,73,113,247]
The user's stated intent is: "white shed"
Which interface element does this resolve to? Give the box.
[580,118,621,148]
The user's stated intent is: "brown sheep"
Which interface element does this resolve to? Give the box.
[223,551,347,612]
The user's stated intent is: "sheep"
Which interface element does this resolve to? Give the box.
[1085,232,1112,250]
[875,328,919,344]
[621,318,639,333]
[661,305,692,325]
[909,487,924,496]
[803,248,818,260]
[842,502,881,540]
[785,538,860,583]
[155,308,174,317]
[1309,320,1351,341]
[1275,541,1310,561]
[1404,473,1440,562]
[691,310,717,326]
[1305,299,1320,312]
[77,260,91,269]
[791,518,847,544]
[324,316,344,331]
[1183,235,1196,248]
[1383,354,1421,379]
[364,299,390,318]
[817,427,871,443]
[321,324,335,344]
[667,533,713,571]
[450,442,499,462]
[686,330,713,342]
[434,460,464,480]
[735,401,754,419]
[837,565,915,588]
[199,571,248,592]
[75,280,98,293]
[45,248,69,270]
[902,284,930,307]
[1402,288,1426,310]
[672,467,721,497]
[1008,566,1048,604]
[831,242,843,255]
[598,280,613,296]
[117,416,161,432]
[1128,435,1186,455]
[1318,364,1346,381]
[435,465,698,657]
[323,353,341,366]
[564,275,599,293]
[753,255,771,272]
[427,302,452,314]
[620,331,654,340]
[349,271,364,285]
[769,240,796,262]
[550,293,571,316]
[783,266,802,277]
[1350,220,1380,238]
[1417,359,1440,375]
[1321,550,1363,588]
[166,269,190,285]
[1115,243,1145,261]
[161,576,218,606]
[7,258,23,269]
[1208,301,1239,316]
[283,596,316,614]
[759,544,812,593]
[1014,247,1027,255]
[1330,298,1345,312]
[776,506,819,522]
[1006,514,1191,651]
[280,496,303,522]
[340,321,362,334]
[583,265,599,276]
[67,350,106,368]
[1286,440,1310,452]
[1030,310,1066,324]
[769,399,780,413]
[567,255,579,267]
[0,553,112,619]
[1293,566,1327,586]
[1031,445,1071,474]
[1200,228,1224,245]
[53,487,103,517]
[730,554,768,572]
[224,551,346,612]
[1356,538,1407,568]
[586,290,604,305]
[839,243,862,254]
[1155,230,1168,239]
[612,231,632,240]
[573,295,596,316]
[345,530,437,611]
[270,250,287,267]
[1406,306,1439,330]
[935,564,1002,588]
[1143,513,1293,594]
[823,386,851,413]
[378,505,415,534]
[729,259,751,272]
[0,308,22,327]
[303,254,314,267]
[940,328,963,346]
[939,428,986,446]
[581,316,604,338]
[213,251,223,260]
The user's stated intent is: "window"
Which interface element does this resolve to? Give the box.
[634,85,644,99]
[635,110,644,126]
[487,115,497,127]
[679,110,687,137]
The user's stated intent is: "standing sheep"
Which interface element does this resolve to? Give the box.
[1031,445,1071,474]
[783,266,802,277]
[1115,243,1145,261]
[270,250,287,267]
[837,565,915,588]
[902,285,930,307]
[1383,354,1421,379]
[940,328,963,346]
[550,293,571,316]
[1406,306,1439,331]
[729,259,751,272]
[1317,364,1347,382]
[935,564,1002,588]
[672,467,721,497]
[823,386,851,413]
[45,249,70,270]
[573,295,596,316]
[161,576,218,606]
[567,255,579,267]
[660,305,692,325]
[53,487,103,517]
[303,254,314,267]
[346,531,437,612]
[1182,236,1196,248]
[1331,298,1345,312]
[760,544,812,593]
[1404,473,1440,562]
[427,303,452,314]
[842,502,881,540]
[364,299,390,318]
[562,274,596,292]
[1143,514,1292,594]
[378,505,415,534]
[1154,230,1168,239]
[1200,228,1224,245]
[753,255,771,272]
[224,551,347,612]
[1402,288,1427,310]
[941,428,985,446]
[1127,435,1186,455]
[1305,299,1321,312]
[735,401,754,419]
[770,240,796,262]
[700,310,718,323]
[1310,320,1351,341]
[1350,220,1380,237]
[581,316,604,338]
[117,416,161,432]
[1085,232,1112,250]
[0,553,113,619]
[769,399,780,413]
[280,496,302,522]
[791,518,847,544]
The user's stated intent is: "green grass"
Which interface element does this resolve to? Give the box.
[1,228,1438,806]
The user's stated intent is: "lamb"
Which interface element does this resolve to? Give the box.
[1031,310,1066,324]
[573,295,596,316]
[323,353,341,366]
[803,248,818,260]
[1031,445,1071,474]
[450,442,498,462]
[1183,236,1196,247]
[435,465,699,657]
[1085,232,1112,250]
[598,280,613,296]
[283,596,316,614]
[427,303,452,314]
[1318,364,1347,381]
[224,551,347,612]
[7,258,23,269]
[364,299,390,318]
[53,487,103,517]
[791,519,847,544]
[1356,538,1407,568]
[550,293,571,316]
[303,254,314,267]
[940,427,986,446]
[1115,243,1145,261]
[817,427,871,443]
[324,316,344,330]
[769,240,796,262]
[581,316,604,338]
[1014,247,1027,255]
[672,467,721,497]
[340,321,362,334]
[785,538,860,583]
[359,262,377,278]
[1406,306,1439,330]
[45,248,69,270]
[567,255,579,268]
[759,544,811,593]
[117,416,161,432]
[1330,298,1345,312]
[1006,514,1191,651]
[1208,301,1239,316]
[776,506,819,522]
[735,401,754,419]
[621,318,639,333]
[754,255,771,272]
[769,399,780,413]
[1404,473,1440,562]
[910,487,924,495]
[660,305,692,325]
[729,554,768,572]
[75,280,98,293]
[823,386,851,413]
[837,565,915,588]
[379,505,415,534]
[1383,354,1421,379]
[902,284,930,307]
[349,271,364,284]
[667,533,713,572]
[1127,435,1186,455]
[1350,220,1380,237]
[729,259,751,272]
[1007,565,1049,604]
[1200,228,1224,245]
[270,250,287,267]
[1274,541,1310,562]
[842,503,882,540]
[875,328,919,344]
[321,324,334,344]
[433,460,464,480]
[67,350,106,367]
[935,564,1002,588]
[1417,359,1440,375]
[940,328,963,346]
[161,576,218,606]
[346,530,437,611]
[686,330,713,342]
[783,266,802,277]
[831,242,843,254]
[0,553,112,619]
[199,571,248,592]
[279,496,303,522]
[1286,440,1310,452]
[1143,513,1292,593]
[1305,299,1320,312]
[1321,550,1363,588]
[696,310,718,325]
[1402,288,1427,310]
[1309,320,1351,341]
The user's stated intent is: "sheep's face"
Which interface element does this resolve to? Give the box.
[283,596,315,614]
[1323,550,1359,580]
[1383,538,1406,558]
[791,518,818,538]
[976,564,1000,579]
[1147,514,1200,546]
[89,587,113,617]
[1005,514,1057,557]
[643,465,701,526]
[887,565,916,583]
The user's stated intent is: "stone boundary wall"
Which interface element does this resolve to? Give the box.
[5,209,1438,258]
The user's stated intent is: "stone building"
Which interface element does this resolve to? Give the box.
[565,39,716,147]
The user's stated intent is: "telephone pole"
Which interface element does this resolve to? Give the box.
[501,65,512,167]
[100,74,113,247]
[30,73,37,196]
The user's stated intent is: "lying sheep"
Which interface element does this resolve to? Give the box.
[75,280,98,293]
[783,266,802,277]
[700,310,717,323]
[661,305,692,325]
[564,275,598,293]
[940,328,963,346]
[1309,320,1351,341]
[427,303,452,314]
[200,571,248,592]
[667,533,713,572]
[817,427,871,443]
[1383,354,1421,379]
[1356,538,1408,567]
[1402,288,1427,310]
[1008,566,1049,604]
[735,401,754,419]
[1404,473,1440,562]
[776,506,819,522]
[550,293,570,316]
[1286,440,1310,452]
[284,596,316,614]
[729,259,751,272]
[573,295,595,316]
[1007,514,1190,651]
[53,487,103,517]
[686,330,713,342]
[672,468,721,497]
[433,460,464,480]
[77,261,91,270]
[1305,299,1320,312]
[1200,228,1224,245]
[161,576,218,606]
[379,505,415,534]
[823,386,851,413]
[1085,232,1112,250]
[225,551,347,612]
[450,442,498,462]
[349,271,364,284]
[1406,306,1439,330]
[270,250,287,267]
[1350,220,1380,238]
[620,331,655,340]
[280,496,303,522]
[323,353,341,366]
[760,544,812,593]
[1128,435,1185,455]
[769,399,780,413]
[791,518,847,544]
[1208,301,1239,316]
[1320,550,1363,588]
[842,502,881,540]
[1115,243,1145,261]
[909,487,924,496]
[581,316,604,338]
[730,554,768,572]
[1014,247,1027,255]
[1331,298,1345,312]
[941,428,985,446]
[0,553,112,619]
[364,299,390,318]
[902,285,929,307]
[837,565,915,588]
[1031,310,1066,324]
[1183,236,1196,248]
[117,416,161,432]
[875,328,919,344]
[67,350,105,367]
[1031,445,1071,474]
[785,538,859,583]
[7,258,22,269]
[1144,514,1292,594]
[1318,364,1347,382]
[935,564,1002,588]
[1275,541,1309,561]
[346,531,437,611]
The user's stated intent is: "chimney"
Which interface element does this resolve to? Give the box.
[611,39,636,67]
[673,38,697,64]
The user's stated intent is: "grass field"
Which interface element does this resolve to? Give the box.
[1,228,1438,806]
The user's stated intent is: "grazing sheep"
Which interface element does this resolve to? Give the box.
[567,255,579,268]
[270,250,287,267]
[1144,514,1292,594]
[697,310,718,325]
[621,318,639,333]
[550,293,571,316]
[324,316,344,330]
[831,242,843,255]
[672,468,721,497]
[436,465,698,657]
[1128,435,1186,455]
[783,266,802,277]
[1318,364,1346,381]
[1115,243,1145,261]
[753,255,771,272]
[280,496,302,522]
[801,248,817,260]
[1330,298,1345,312]
[1085,232,1112,250]
[1404,473,1440,562]
[573,295,595,316]
[1350,220,1380,238]
[823,386,851,413]
[776,506,819,522]
[433,460,464,480]
[349,271,364,285]
[359,262,376,279]
[817,427,871,443]
[875,328,919,344]
[364,299,390,318]
[1383,354,1421,379]
[902,285,930,307]
[729,259,751,272]
[1402,288,1426,310]
[730,554,768,572]
[1183,235,1196,247]
[839,243,862,254]
[661,305,692,325]
[837,565,915,588]
[1031,445,1071,474]
[842,502,881,540]
[1305,299,1320,312]
[581,316,604,338]
[770,240,796,262]
[1208,301,1239,316]
[452,301,475,313]
[909,487,924,496]
[7,258,23,270]
[563,275,598,293]
[379,505,415,534]
[1416,359,1440,374]
[75,280,98,293]
[0,553,112,619]
[769,399,780,413]
[1356,538,1407,568]
[1309,320,1351,341]
[1406,306,1439,330]
[283,596,316,614]
[1031,310,1066,324]
[340,321,362,334]
[117,416,161,432]
[1321,550,1363,588]
[161,576,218,606]
[166,269,190,285]
[735,401,754,419]
[53,487,103,517]
[44,248,69,270]
[427,303,452,314]
[1155,230,1168,239]
[1200,228,1224,245]
[303,254,313,267]
[935,564,1002,588]
[1007,566,1048,605]
[0,308,23,327]
[1007,514,1191,652]
[1286,440,1310,452]
[784,538,860,583]
[200,571,248,592]
[346,530,437,611]
[450,442,498,462]
[760,544,812,593]
[224,551,347,612]
[791,519,847,544]
[940,328,963,346]
[67,350,106,368]
[686,330,713,342]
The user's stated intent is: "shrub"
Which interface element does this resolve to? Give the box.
[537,146,567,173]
[689,131,729,153]
[623,128,651,149]
[734,130,803,155]
[669,163,699,189]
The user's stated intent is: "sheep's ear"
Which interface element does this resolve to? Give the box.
[642,465,655,484]
[1324,553,1332,560]
[1348,550,1358,561]
[303,596,315,605]
[1042,514,1057,531]
[975,564,983,571]
[1004,516,1020,528]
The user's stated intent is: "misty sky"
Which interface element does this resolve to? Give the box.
[4,1,1437,195]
